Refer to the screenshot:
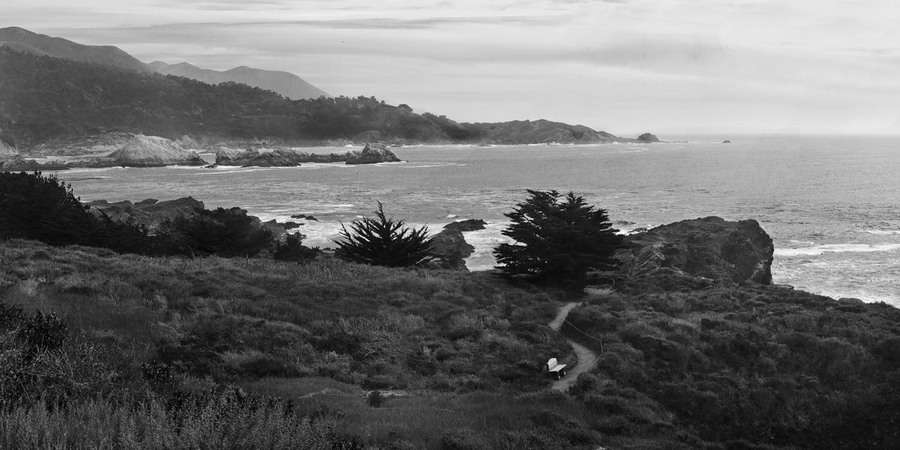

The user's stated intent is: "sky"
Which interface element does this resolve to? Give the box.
[4,0,900,135]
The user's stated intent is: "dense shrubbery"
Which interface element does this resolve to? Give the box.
[0,172,306,259]
[563,287,900,449]
[335,202,435,267]
[158,207,274,257]
[0,171,152,253]
[494,190,624,286]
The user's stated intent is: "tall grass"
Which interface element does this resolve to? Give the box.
[0,396,350,449]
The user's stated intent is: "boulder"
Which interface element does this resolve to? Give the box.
[344,143,402,165]
[443,219,487,233]
[429,220,484,270]
[617,216,774,285]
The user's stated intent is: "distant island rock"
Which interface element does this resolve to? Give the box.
[216,143,401,167]
[636,133,661,143]
[148,61,328,100]
[345,143,402,165]
[723,139,732,143]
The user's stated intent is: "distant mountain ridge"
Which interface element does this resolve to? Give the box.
[0,26,148,73]
[0,26,328,100]
[148,61,328,100]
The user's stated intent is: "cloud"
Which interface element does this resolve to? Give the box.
[5,0,900,134]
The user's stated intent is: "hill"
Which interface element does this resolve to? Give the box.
[0,26,148,73]
[0,47,641,150]
[148,61,328,100]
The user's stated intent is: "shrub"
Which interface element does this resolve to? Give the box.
[274,233,319,262]
[334,202,434,267]
[493,190,624,285]
[159,207,274,257]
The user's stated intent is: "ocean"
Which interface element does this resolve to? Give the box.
[54,135,900,306]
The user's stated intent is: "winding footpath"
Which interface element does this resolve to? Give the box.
[548,302,600,392]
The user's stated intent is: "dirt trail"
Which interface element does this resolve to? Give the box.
[549,302,600,392]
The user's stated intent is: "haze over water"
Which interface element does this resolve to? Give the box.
[57,135,900,306]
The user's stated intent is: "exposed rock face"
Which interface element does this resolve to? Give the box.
[617,216,774,285]
[214,144,401,167]
[636,133,660,143]
[443,219,487,233]
[344,143,402,165]
[66,134,206,167]
[429,220,486,270]
[87,197,204,229]
[216,149,309,167]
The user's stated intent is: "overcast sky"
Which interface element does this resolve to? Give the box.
[4,0,900,135]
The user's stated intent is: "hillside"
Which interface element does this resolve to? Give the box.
[149,61,329,100]
[0,26,148,73]
[0,46,641,150]
[2,219,899,448]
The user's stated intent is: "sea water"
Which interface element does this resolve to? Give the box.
[54,135,900,306]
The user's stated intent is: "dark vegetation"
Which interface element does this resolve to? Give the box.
[0,47,623,149]
[0,172,303,259]
[563,286,900,449]
[494,190,624,286]
[2,176,899,448]
[0,239,578,448]
[335,202,435,267]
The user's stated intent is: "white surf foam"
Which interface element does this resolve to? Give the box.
[776,243,900,257]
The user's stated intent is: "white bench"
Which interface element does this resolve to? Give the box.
[547,357,567,379]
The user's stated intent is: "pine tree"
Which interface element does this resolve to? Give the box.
[494,190,623,285]
[334,203,434,267]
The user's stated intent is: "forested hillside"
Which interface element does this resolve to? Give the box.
[0,48,627,149]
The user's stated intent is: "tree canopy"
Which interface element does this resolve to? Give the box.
[494,189,623,285]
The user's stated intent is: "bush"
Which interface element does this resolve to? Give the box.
[334,202,434,267]
[493,190,623,285]
[274,233,319,262]
[159,207,274,257]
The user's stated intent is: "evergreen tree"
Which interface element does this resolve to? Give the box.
[334,203,434,267]
[494,190,623,285]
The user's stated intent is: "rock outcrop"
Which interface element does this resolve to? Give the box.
[87,197,205,229]
[344,143,402,165]
[216,148,311,167]
[66,134,206,168]
[215,144,401,167]
[429,219,486,270]
[617,216,774,285]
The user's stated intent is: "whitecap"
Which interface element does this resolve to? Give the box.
[861,229,900,236]
[775,243,900,257]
